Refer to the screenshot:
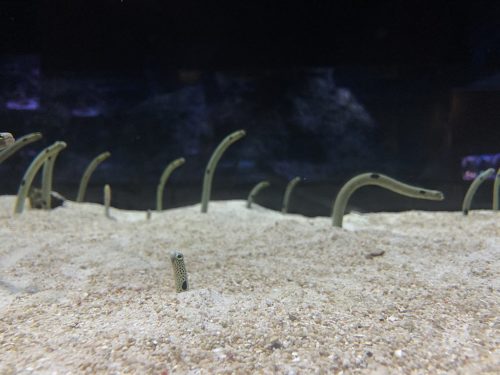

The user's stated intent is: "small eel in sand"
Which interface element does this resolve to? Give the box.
[170,251,189,292]
[0,133,15,151]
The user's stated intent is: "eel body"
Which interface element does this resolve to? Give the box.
[0,133,15,151]
[170,251,189,292]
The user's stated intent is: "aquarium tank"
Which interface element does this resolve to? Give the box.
[1,1,499,216]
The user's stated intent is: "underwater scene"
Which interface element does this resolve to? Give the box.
[0,2,499,374]
[1,57,499,216]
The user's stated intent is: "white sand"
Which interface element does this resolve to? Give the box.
[0,196,498,374]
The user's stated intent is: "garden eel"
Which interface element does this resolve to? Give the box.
[282,176,301,213]
[76,151,111,202]
[104,184,112,219]
[14,141,67,214]
[201,129,246,213]
[246,180,270,208]
[462,168,495,215]
[156,157,185,211]
[332,172,444,227]
[41,143,66,209]
[170,251,188,292]
[0,132,42,165]
[494,169,500,211]
[0,133,15,151]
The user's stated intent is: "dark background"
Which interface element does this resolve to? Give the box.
[2,1,497,70]
[1,0,499,215]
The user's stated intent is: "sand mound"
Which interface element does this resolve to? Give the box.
[0,196,498,373]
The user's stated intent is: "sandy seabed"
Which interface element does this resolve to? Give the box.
[0,195,498,374]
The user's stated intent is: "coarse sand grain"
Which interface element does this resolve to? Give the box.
[0,196,498,374]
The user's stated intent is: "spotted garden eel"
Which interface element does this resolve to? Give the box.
[0,132,42,164]
[170,251,188,292]
[332,172,444,228]
[462,168,495,215]
[14,141,67,214]
[282,176,301,213]
[104,184,112,219]
[41,143,66,209]
[156,157,185,211]
[494,168,500,211]
[76,151,111,202]
[201,129,246,213]
[246,180,270,208]
[0,132,15,151]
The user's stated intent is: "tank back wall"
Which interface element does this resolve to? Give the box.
[1,2,499,215]
[1,65,498,215]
